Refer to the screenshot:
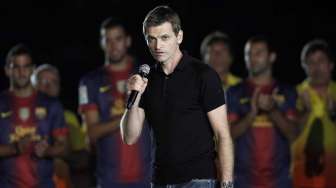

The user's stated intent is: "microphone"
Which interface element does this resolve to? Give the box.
[126,64,151,109]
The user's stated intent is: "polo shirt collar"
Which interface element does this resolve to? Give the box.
[174,51,190,71]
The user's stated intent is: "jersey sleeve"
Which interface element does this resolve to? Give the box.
[78,76,98,113]
[50,100,68,138]
[278,86,298,120]
[226,86,242,123]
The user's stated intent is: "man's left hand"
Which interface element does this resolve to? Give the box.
[34,139,49,158]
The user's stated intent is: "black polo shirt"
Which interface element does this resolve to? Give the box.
[139,53,225,185]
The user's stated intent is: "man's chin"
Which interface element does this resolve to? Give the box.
[311,79,330,86]
[154,56,167,63]
[108,59,123,64]
[251,66,270,76]
[250,69,262,76]
[13,82,31,90]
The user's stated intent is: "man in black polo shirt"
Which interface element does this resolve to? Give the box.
[120,6,234,188]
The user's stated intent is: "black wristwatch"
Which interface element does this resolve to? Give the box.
[221,181,234,188]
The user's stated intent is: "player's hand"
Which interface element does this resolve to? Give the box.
[250,87,260,116]
[34,139,49,158]
[258,93,275,112]
[16,135,33,154]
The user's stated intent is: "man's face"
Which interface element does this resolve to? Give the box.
[6,54,34,89]
[245,42,273,76]
[304,50,333,86]
[36,70,60,97]
[101,26,130,63]
[145,22,183,64]
[204,42,232,75]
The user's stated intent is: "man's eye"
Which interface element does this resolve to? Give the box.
[147,37,154,43]
[162,36,169,41]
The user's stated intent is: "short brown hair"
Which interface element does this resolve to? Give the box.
[200,31,232,59]
[143,5,181,36]
[245,35,273,52]
[100,17,128,35]
[6,44,33,67]
[301,39,334,67]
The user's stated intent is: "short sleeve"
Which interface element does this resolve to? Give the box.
[78,77,98,113]
[226,86,241,123]
[278,86,298,120]
[200,67,225,112]
[50,100,68,138]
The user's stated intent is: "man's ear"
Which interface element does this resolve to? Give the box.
[177,30,183,44]
[270,52,277,64]
[100,37,106,51]
[126,35,132,48]
[4,65,10,78]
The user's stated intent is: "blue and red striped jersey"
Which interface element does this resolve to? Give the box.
[226,80,297,188]
[78,62,153,187]
[0,90,67,188]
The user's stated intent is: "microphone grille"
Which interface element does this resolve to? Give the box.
[139,64,151,75]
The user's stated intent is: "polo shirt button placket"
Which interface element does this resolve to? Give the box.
[163,76,169,98]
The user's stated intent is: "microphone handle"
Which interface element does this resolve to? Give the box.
[126,90,139,109]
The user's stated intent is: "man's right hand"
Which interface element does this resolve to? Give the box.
[250,87,260,116]
[127,74,148,95]
[16,135,33,154]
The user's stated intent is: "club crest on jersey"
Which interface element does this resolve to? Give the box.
[35,107,47,119]
[18,107,30,121]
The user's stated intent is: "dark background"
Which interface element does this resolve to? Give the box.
[1,0,335,111]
